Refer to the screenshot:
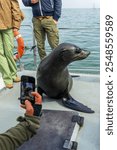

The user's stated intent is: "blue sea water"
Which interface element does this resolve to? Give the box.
[17,8,100,74]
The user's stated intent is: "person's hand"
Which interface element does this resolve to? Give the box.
[53,19,58,24]
[31,0,39,4]
[23,100,34,116]
[21,92,42,116]
[13,28,18,32]
[31,92,42,105]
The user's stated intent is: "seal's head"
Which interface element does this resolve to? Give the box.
[39,43,90,71]
[57,43,90,63]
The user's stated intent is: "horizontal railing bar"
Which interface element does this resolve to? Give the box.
[21,25,99,30]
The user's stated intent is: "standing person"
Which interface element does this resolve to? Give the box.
[0,0,24,89]
[0,92,42,150]
[22,0,62,60]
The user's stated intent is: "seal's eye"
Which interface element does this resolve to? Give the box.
[76,47,81,53]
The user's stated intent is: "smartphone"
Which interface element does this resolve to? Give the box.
[20,75,35,104]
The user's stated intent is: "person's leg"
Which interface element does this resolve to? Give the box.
[32,17,46,60]
[3,29,18,81]
[42,17,59,49]
[0,30,13,86]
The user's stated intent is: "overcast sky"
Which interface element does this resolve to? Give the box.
[19,0,100,8]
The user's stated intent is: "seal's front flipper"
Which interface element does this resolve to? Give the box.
[62,95,94,113]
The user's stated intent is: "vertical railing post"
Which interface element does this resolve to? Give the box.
[18,25,37,70]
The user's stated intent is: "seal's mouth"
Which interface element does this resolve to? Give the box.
[73,50,90,61]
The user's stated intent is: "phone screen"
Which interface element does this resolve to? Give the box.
[20,76,35,104]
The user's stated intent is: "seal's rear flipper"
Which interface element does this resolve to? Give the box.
[62,96,94,113]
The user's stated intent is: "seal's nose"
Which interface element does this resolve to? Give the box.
[82,50,90,56]
[76,49,91,60]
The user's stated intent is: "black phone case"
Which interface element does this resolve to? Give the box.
[20,75,35,104]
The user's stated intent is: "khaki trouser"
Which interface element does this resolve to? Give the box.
[32,16,59,60]
[0,29,17,85]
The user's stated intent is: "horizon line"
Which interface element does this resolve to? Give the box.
[21,7,100,9]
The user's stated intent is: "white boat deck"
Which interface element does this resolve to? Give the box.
[0,70,100,150]
[0,73,5,90]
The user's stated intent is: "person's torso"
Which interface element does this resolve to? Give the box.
[32,0,54,17]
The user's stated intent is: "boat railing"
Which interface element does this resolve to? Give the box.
[14,25,100,75]
[14,25,37,71]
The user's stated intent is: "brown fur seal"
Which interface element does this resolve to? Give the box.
[37,43,94,113]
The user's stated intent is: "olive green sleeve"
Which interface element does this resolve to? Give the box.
[0,115,40,150]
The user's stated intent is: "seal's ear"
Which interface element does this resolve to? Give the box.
[60,49,71,61]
